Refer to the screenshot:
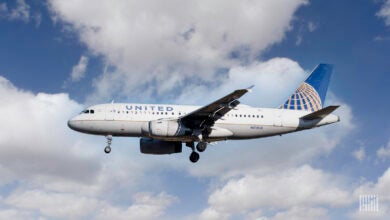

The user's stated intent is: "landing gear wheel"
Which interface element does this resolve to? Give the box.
[189,152,200,163]
[196,142,207,152]
[104,135,113,154]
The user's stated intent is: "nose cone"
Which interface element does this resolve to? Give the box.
[68,117,83,132]
[67,118,76,130]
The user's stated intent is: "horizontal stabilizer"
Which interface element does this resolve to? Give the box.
[300,105,339,120]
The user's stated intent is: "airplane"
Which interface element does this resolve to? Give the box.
[68,64,340,163]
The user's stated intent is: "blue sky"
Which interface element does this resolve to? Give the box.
[0,0,390,219]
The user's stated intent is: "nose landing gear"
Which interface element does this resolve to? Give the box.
[104,135,112,154]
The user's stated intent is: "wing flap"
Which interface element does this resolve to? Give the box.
[300,105,339,120]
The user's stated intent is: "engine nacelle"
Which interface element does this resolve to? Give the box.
[148,119,184,137]
[140,138,182,155]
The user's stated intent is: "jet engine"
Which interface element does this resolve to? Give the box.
[140,138,182,154]
[148,119,185,137]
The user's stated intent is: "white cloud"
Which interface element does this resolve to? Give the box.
[377,0,390,26]
[70,55,89,82]
[257,206,329,220]
[0,209,31,220]
[6,190,99,219]
[0,75,178,219]
[307,21,317,32]
[296,34,303,46]
[9,0,30,22]
[96,192,178,220]
[199,207,230,220]
[4,190,177,220]
[175,57,305,106]
[377,140,390,160]
[33,12,42,28]
[350,167,390,219]
[0,1,39,27]
[353,147,366,162]
[0,3,7,15]
[0,76,102,186]
[47,0,308,102]
[200,165,352,219]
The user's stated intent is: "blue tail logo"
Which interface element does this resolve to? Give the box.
[280,64,333,111]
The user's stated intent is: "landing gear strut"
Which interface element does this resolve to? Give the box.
[186,142,199,163]
[104,135,112,154]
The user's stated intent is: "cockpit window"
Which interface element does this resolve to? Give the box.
[81,110,90,114]
[90,109,94,114]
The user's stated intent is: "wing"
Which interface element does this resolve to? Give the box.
[180,86,254,129]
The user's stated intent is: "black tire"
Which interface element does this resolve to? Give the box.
[189,152,200,163]
[196,142,207,152]
[104,146,111,154]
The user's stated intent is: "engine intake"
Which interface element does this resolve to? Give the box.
[140,138,182,155]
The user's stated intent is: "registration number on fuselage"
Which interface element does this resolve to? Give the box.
[250,126,263,130]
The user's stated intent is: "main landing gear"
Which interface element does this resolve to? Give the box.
[196,142,207,152]
[104,135,112,154]
[186,142,208,163]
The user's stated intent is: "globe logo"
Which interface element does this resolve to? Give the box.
[280,82,322,111]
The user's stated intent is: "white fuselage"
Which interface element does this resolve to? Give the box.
[67,103,340,142]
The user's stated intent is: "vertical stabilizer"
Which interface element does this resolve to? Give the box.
[280,64,333,111]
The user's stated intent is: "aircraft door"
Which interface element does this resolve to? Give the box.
[273,112,283,127]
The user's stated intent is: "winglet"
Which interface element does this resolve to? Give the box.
[246,85,255,92]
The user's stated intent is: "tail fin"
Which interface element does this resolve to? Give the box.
[280,64,333,111]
